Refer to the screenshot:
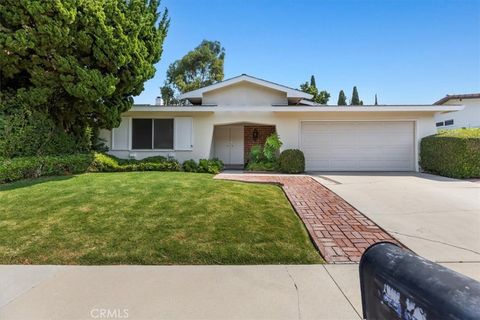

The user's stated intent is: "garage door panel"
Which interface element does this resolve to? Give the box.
[329,161,361,170]
[301,135,330,145]
[301,121,415,171]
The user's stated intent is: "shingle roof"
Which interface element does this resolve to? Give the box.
[433,93,480,105]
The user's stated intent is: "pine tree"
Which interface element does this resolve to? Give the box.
[375,94,378,105]
[0,0,169,137]
[337,90,347,105]
[300,77,330,104]
[351,86,361,105]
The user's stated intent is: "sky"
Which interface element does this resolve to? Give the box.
[135,0,480,105]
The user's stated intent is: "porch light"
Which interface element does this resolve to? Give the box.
[252,128,259,141]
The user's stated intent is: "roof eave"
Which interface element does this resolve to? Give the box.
[433,93,480,105]
[129,105,464,113]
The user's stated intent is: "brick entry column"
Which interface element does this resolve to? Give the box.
[244,126,276,164]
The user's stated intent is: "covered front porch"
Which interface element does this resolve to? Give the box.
[212,122,276,168]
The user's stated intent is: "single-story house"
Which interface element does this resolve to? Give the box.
[99,74,462,171]
[433,93,480,130]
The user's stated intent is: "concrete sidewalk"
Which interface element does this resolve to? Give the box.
[2,263,479,320]
[0,265,361,320]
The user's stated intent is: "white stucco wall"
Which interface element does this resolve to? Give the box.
[202,82,288,106]
[101,110,437,171]
[435,98,480,129]
[98,80,450,171]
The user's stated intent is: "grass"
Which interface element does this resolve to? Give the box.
[0,172,322,265]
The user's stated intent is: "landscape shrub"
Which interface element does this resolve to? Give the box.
[136,160,181,172]
[420,129,480,179]
[263,133,283,162]
[89,153,181,172]
[0,110,91,158]
[246,133,283,172]
[278,149,305,174]
[246,161,277,172]
[1,153,225,184]
[0,157,41,183]
[0,154,94,184]
[182,159,198,172]
[249,145,264,163]
[197,159,224,174]
[140,155,168,163]
[41,154,93,176]
[89,153,123,172]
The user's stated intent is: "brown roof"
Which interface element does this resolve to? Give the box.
[434,93,480,105]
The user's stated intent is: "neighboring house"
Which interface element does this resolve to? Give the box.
[99,74,462,171]
[433,93,480,130]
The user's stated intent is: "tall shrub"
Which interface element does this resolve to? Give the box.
[420,129,480,178]
[263,133,283,162]
[0,109,91,158]
[249,145,264,163]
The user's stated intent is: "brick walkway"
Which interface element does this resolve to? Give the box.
[215,174,399,263]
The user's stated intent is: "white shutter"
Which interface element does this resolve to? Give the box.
[174,117,193,150]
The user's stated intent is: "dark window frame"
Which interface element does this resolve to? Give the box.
[436,121,444,127]
[131,118,174,150]
[444,119,454,126]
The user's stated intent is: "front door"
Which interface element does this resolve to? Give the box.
[214,126,244,165]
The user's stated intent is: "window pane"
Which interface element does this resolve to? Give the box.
[154,119,174,149]
[445,119,454,126]
[132,119,152,149]
[436,122,444,127]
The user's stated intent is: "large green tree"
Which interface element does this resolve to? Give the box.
[161,40,225,103]
[350,86,361,105]
[300,75,330,104]
[337,90,347,105]
[0,0,169,137]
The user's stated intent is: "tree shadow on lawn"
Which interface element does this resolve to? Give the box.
[0,175,74,192]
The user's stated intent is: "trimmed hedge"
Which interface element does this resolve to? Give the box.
[0,153,225,184]
[420,129,480,179]
[89,153,181,172]
[0,154,94,184]
[278,149,305,174]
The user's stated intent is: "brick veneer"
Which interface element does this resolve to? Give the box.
[244,126,276,163]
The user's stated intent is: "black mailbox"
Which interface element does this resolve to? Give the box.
[359,242,480,320]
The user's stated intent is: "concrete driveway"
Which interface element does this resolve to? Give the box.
[312,172,480,263]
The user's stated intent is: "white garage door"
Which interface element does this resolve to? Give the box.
[301,121,415,171]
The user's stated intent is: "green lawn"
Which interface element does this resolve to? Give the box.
[0,172,322,265]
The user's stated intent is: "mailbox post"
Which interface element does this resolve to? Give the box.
[359,242,480,320]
